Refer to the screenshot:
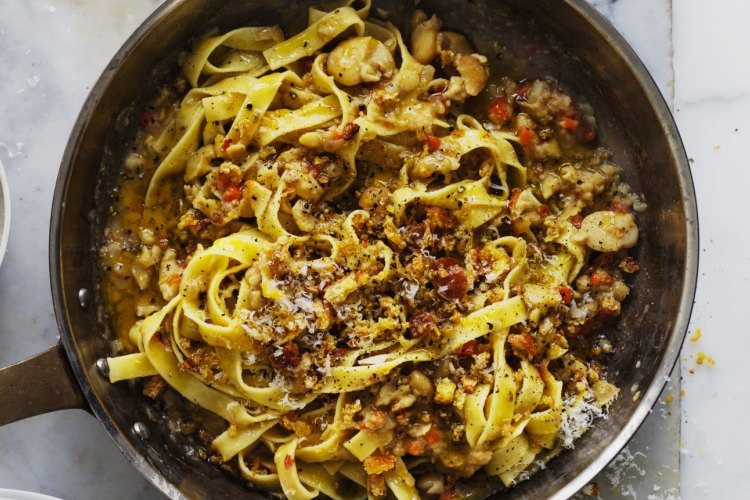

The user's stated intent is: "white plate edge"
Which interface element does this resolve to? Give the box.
[0,158,10,268]
[0,489,63,500]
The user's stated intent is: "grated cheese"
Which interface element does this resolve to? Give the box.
[569,299,588,319]
[559,394,605,449]
[402,279,419,301]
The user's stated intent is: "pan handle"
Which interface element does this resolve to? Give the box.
[0,344,87,425]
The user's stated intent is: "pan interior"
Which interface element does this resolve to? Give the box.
[51,0,695,498]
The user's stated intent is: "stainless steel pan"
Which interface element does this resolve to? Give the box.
[0,0,698,498]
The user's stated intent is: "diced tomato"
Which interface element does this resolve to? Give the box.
[509,188,522,211]
[138,110,155,126]
[407,311,437,339]
[306,163,321,178]
[454,340,477,357]
[424,426,442,446]
[561,117,579,131]
[215,173,231,191]
[221,138,233,151]
[508,331,538,357]
[487,98,513,125]
[570,214,583,229]
[609,200,629,213]
[517,126,534,146]
[432,257,468,300]
[515,81,532,101]
[406,440,425,456]
[332,124,362,141]
[538,204,550,217]
[581,126,597,142]
[562,106,579,119]
[558,286,573,305]
[340,122,360,140]
[591,269,614,287]
[579,305,616,337]
[406,222,426,244]
[578,317,598,336]
[270,343,301,369]
[222,184,242,202]
[424,134,441,152]
[425,206,459,230]
[330,347,348,359]
[439,490,458,500]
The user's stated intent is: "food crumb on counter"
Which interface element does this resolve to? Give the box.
[580,481,599,496]
[695,351,716,366]
[689,328,702,342]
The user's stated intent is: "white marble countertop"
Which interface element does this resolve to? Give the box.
[0,0,746,498]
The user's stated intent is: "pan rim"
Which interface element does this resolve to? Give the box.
[48,0,699,498]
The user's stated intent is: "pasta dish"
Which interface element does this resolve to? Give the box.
[101,2,643,498]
